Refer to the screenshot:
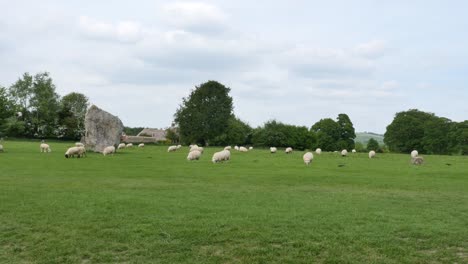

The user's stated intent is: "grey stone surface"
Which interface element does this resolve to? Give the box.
[82,105,123,152]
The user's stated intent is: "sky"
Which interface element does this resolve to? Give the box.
[1,0,467,133]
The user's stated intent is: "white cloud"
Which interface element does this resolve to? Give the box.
[354,40,387,58]
[78,16,143,43]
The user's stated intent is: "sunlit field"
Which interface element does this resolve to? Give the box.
[1,141,467,263]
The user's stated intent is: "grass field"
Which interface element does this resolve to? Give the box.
[0,141,467,263]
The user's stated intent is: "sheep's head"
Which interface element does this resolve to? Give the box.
[65,154,69,158]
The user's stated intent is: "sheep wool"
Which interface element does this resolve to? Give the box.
[239,146,248,152]
[75,142,84,147]
[118,143,126,149]
[138,143,145,148]
[369,150,376,159]
[270,147,277,153]
[65,146,85,158]
[0,144,3,152]
[40,143,51,153]
[285,147,293,154]
[190,146,204,153]
[341,149,348,156]
[176,145,182,149]
[249,146,253,150]
[411,150,418,158]
[103,146,116,156]
[126,143,133,148]
[352,149,356,153]
[303,152,314,166]
[187,150,202,161]
[412,156,424,165]
[234,146,239,151]
[315,148,322,155]
[224,146,231,150]
[168,145,178,152]
[212,150,231,163]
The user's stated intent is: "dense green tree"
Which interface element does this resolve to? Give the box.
[166,127,180,144]
[58,92,89,139]
[252,120,316,150]
[8,73,33,112]
[422,116,453,154]
[336,113,356,150]
[212,117,252,146]
[384,109,434,153]
[174,81,233,146]
[311,118,341,151]
[367,138,380,152]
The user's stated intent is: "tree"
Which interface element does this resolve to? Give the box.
[212,117,252,146]
[336,113,356,150]
[166,127,180,144]
[58,92,89,139]
[29,72,60,137]
[174,81,233,145]
[311,118,341,151]
[8,72,33,112]
[367,138,380,152]
[252,120,316,150]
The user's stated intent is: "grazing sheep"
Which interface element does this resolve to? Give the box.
[270,147,277,153]
[224,146,231,150]
[249,146,253,150]
[138,143,145,148]
[285,147,293,154]
[341,149,348,156]
[234,146,239,151]
[75,142,84,147]
[103,146,116,156]
[0,144,3,152]
[118,143,126,149]
[411,150,418,158]
[212,150,231,163]
[369,150,376,159]
[77,146,86,157]
[189,144,198,149]
[168,145,178,152]
[126,143,133,148]
[190,146,204,153]
[303,152,314,166]
[40,143,51,153]
[65,146,85,158]
[315,148,322,155]
[352,149,356,153]
[176,145,182,149]
[187,150,202,161]
[239,146,248,152]
[412,156,424,165]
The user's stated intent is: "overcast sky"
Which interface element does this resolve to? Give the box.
[1,0,467,133]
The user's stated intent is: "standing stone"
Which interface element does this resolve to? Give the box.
[82,105,124,152]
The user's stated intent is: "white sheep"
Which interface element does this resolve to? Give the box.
[315,148,322,155]
[270,147,277,153]
[212,150,230,163]
[412,156,424,165]
[118,143,126,149]
[285,147,293,154]
[40,143,51,153]
[369,150,376,159]
[75,142,84,147]
[234,146,239,151]
[187,150,202,161]
[249,146,253,150]
[176,145,182,149]
[224,146,231,150]
[138,143,145,148]
[190,146,204,153]
[103,146,115,156]
[352,149,356,153]
[189,144,198,148]
[239,146,248,152]
[341,149,348,156]
[168,145,178,152]
[126,143,133,148]
[411,150,418,158]
[0,144,3,152]
[77,146,86,157]
[303,152,314,166]
[65,146,85,158]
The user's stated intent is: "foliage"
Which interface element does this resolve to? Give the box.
[366,138,380,152]
[166,127,180,144]
[211,117,252,146]
[58,92,89,140]
[252,120,316,150]
[311,118,341,151]
[336,113,356,150]
[174,81,233,146]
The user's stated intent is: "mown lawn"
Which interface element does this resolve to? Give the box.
[0,141,467,263]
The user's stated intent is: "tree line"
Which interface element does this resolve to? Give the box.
[0,72,89,140]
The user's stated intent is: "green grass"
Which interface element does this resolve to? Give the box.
[0,141,467,263]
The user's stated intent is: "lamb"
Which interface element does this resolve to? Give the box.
[234,145,239,151]
[303,152,314,166]
[352,149,356,153]
[239,146,248,152]
[315,148,322,155]
[285,147,293,154]
[103,146,116,156]
[341,149,348,156]
[118,143,126,149]
[40,143,51,153]
[126,143,133,148]
[270,147,277,153]
[187,150,202,161]
[138,143,145,148]
[168,145,178,152]
[224,146,231,150]
[65,146,86,158]
[212,149,230,163]
[249,146,253,150]
[412,156,424,165]
[75,142,84,147]
[411,150,418,158]
[369,150,376,159]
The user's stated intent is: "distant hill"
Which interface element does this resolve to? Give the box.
[355,132,385,145]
